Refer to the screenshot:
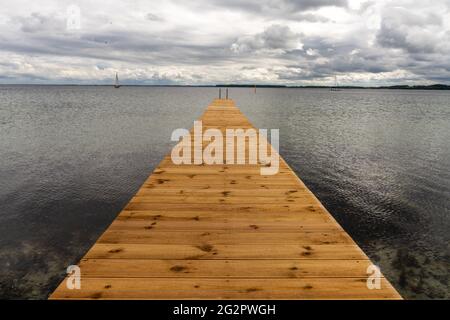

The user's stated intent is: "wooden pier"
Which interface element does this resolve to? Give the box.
[50,99,401,299]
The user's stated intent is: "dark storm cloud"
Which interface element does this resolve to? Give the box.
[202,0,347,13]
[13,12,65,33]
[295,13,330,23]
[195,0,347,20]
[275,40,396,81]
[231,25,301,52]
[232,25,397,77]
[0,32,232,66]
[145,13,164,22]
[376,8,444,54]
[1,12,235,68]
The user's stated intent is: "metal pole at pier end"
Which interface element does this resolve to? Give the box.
[226,88,229,99]
[219,88,222,99]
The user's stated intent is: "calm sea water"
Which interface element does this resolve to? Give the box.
[0,86,448,299]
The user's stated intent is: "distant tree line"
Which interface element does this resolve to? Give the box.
[215,84,450,90]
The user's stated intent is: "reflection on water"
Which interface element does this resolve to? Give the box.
[0,86,449,299]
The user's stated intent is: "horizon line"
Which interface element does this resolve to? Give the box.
[0,83,449,89]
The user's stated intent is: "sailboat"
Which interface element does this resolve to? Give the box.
[114,72,121,88]
[330,75,341,91]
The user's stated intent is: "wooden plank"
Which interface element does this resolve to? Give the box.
[49,98,401,300]
[78,259,375,278]
[85,244,367,260]
[108,219,335,231]
[128,195,318,205]
[123,203,329,212]
[116,209,331,221]
[97,230,354,245]
[51,278,401,300]
[135,189,310,197]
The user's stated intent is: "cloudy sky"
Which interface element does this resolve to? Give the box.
[0,0,449,85]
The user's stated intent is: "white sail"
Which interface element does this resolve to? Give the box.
[114,72,120,88]
[331,75,341,91]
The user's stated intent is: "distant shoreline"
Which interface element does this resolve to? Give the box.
[218,84,450,90]
[1,84,449,90]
